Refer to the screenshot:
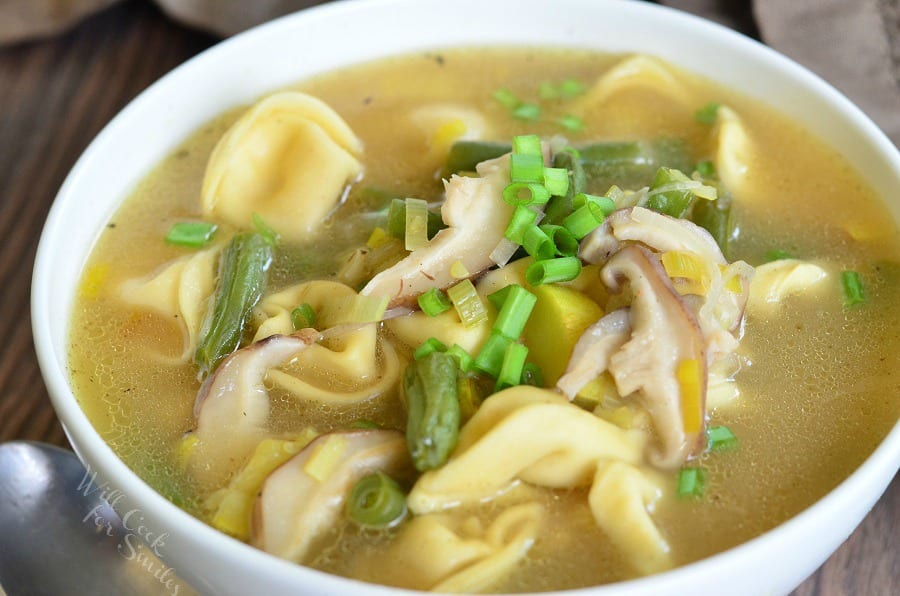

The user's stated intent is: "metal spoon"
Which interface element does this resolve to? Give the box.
[0,441,195,596]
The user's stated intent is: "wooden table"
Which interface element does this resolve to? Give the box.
[0,1,895,594]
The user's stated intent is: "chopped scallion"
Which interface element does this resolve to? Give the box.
[841,270,867,306]
[563,200,606,239]
[677,467,707,498]
[165,221,218,248]
[538,81,559,100]
[707,425,738,451]
[522,225,556,260]
[512,103,541,121]
[557,114,585,132]
[496,341,529,391]
[573,193,616,215]
[559,78,586,98]
[472,331,511,378]
[695,160,716,178]
[414,337,448,360]
[417,287,452,317]
[252,213,280,247]
[525,257,582,286]
[539,224,578,257]
[492,88,519,109]
[446,343,473,372]
[346,472,407,528]
[291,303,317,330]
[695,102,721,125]
[447,279,488,327]
[503,182,551,206]
[543,167,570,197]
[492,284,537,340]
[513,134,543,157]
[504,204,540,244]
[510,153,544,183]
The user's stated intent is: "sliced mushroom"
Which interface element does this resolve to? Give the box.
[361,154,516,307]
[188,330,318,484]
[602,245,707,469]
[556,309,631,399]
[580,206,726,267]
[252,429,412,563]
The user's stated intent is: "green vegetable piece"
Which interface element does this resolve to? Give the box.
[539,224,578,257]
[386,198,445,240]
[165,221,218,248]
[695,159,716,178]
[521,362,545,387]
[472,331,511,378]
[442,141,511,176]
[559,78,586,98]
[252,212,280,247]
[841,271,867,306]
[677,467,707,498]
[346,472,407,528]
[495,341,529,391]
[457,376,483,423]
[404,352,461,471]
[418,287,453,317]
[647,167,695,218]
[707,425,738,451]
[579,139,691,189]
[690,188,735,257]
[512,103,541,121]
[290,303,316,330]
[510,153,545,183]
[492,88,519,109]
[525,257,582,286]
[414,337,448,360]
[513,134,542,156]
[544,147,585,226]
[446,343,473,373]
[195,232,273,375]
[764,249,794,262]
[695,102,721,125]
[492,284,537,340]
[522,225,556,261]
[557,114,585,132]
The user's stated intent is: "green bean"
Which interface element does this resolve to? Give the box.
[647,167,695,218]
[579,138,691,189]
[404,352,461,471]
[690,187,735,258]
[544,147,586,226]
[442,141,511,176]
[346,472,407,528]
[195,232,272,375]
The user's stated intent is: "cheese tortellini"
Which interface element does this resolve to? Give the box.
[202,91,363,244]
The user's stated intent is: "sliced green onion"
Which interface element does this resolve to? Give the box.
[447,279,488,327]
[695,159,716,178]
[563,200,606,240]
[573,193,616,215]
[510,153,544,183]
[513,134,543,157]
[496,341,529,391]
[492,284,537,340]
[503,182,551,206]
[695,102,721,125]
[472,331,511,378]
[557,114,585,132]
[538,81,560,100]
[559,78,586,98]
[418,287,452,317]
[512,103,541,121]
[525,257,582,286]
[252,212,280,247]
[165,221,218,248]
[414,337,448,360]
[677,467,707,498]
[446,343,473,373]
[346,472,407,528]
[707,425,738,451]
[492,88,519,109]
[543,167,569,197]
[487,284,514,311]
[764,249,794,262]
[539,224,578,257]
[841,270,867,306]
[291,303,317,330]
[522,225,556,260]
[521,362,545,387]
[504,204,539,244]
[404,198,430,251]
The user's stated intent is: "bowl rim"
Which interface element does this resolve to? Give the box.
[31,0,900,594]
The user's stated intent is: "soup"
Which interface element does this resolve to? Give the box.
[68,48,900,592]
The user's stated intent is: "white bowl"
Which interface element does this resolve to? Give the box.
[31,0,900,594]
